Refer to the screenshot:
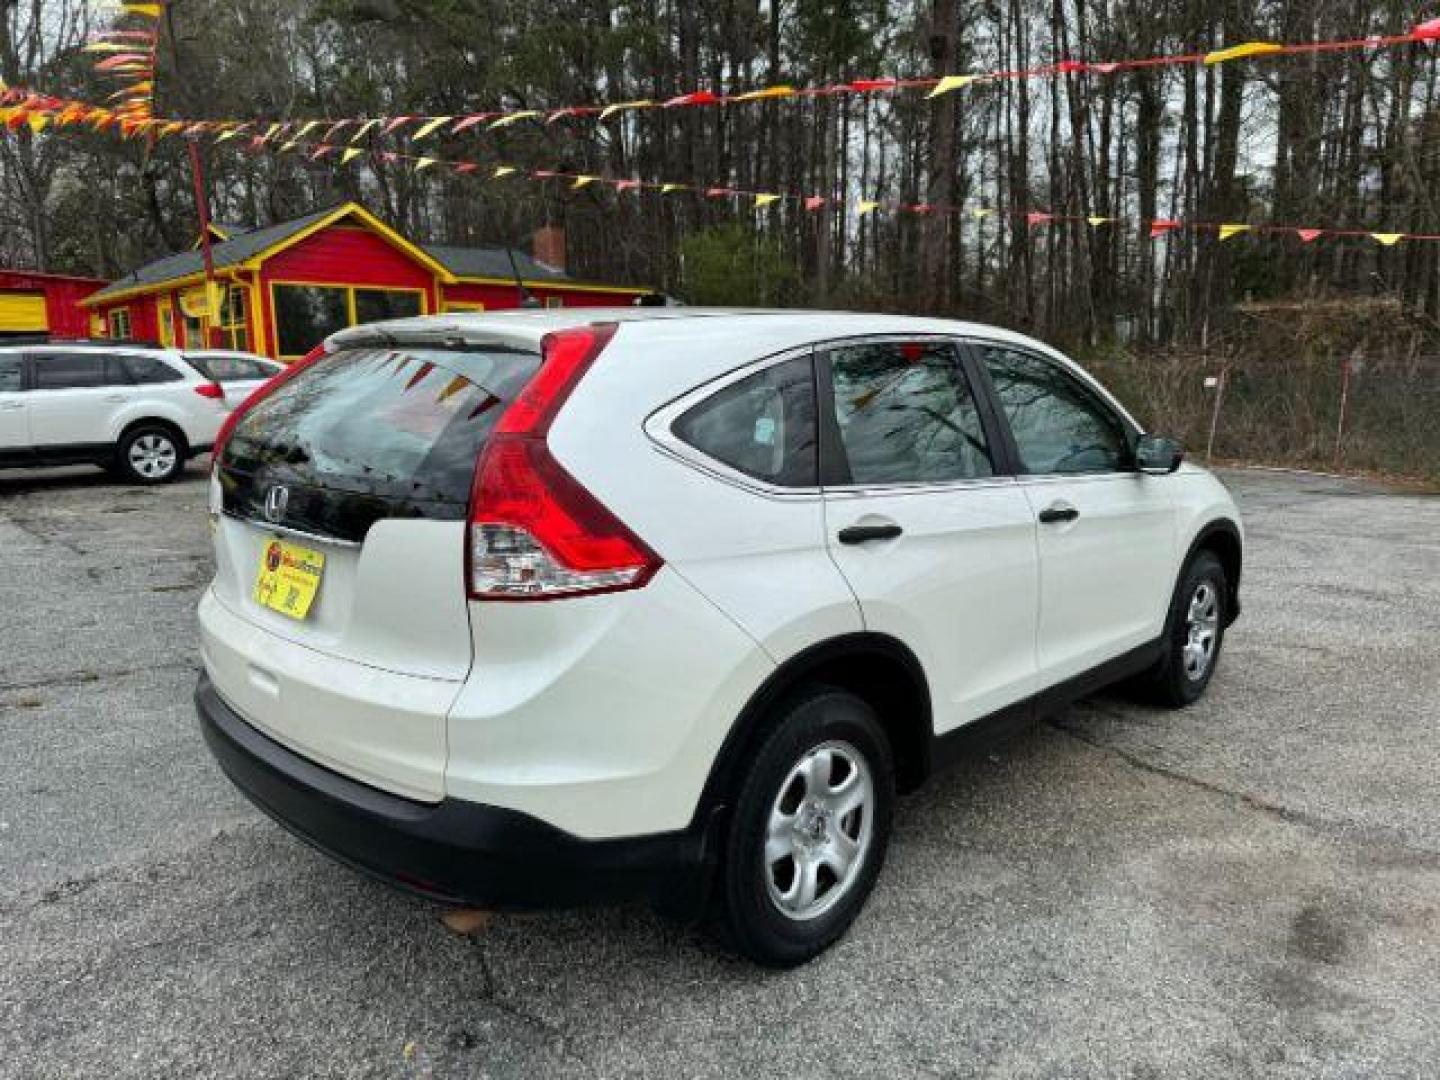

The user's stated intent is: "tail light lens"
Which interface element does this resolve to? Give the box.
[211,344,327,471]
[467,324,662,601]
[193,381,225,400]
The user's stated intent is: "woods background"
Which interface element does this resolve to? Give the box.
[2,0,1438,477]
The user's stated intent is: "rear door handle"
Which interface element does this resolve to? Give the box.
[838,524,904,545]
[1038,504,1080,525]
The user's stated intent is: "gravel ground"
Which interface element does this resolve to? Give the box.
[1,463,1437,1079]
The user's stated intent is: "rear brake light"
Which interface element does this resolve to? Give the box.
[467,323,661,600]
[211,344,327,470]
[193,381,225,400]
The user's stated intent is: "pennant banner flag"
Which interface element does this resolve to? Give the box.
[1218,223,1250,241]
[59,18,1440,145]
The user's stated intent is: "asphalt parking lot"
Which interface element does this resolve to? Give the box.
[2,463,1438,1079]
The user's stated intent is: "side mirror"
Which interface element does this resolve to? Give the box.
[1135,434,1185,475]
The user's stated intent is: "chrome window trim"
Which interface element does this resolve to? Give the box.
[221,511,364,550]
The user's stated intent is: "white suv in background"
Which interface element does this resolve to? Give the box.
[195,309,1243,966]
[0,340,234,483]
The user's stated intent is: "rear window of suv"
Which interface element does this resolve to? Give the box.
[220,345,539,541]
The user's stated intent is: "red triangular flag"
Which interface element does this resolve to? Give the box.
[1412,17,1440,40]
[615,179,641,193]
[1026,211,1055,227]
[1054,60,1088,74]
[665,90,721,107]
[1150,219,1181,238]
[452,163,480,174]
[1296,229,1323,243]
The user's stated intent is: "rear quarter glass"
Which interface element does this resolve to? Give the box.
[219,345,539,543]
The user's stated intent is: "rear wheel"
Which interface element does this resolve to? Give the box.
[711,687,894,967]
[1134,550,1228,707]
[117,425,184,485]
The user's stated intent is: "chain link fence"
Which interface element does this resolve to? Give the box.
[1088,348,1440,483]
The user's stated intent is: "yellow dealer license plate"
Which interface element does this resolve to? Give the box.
[254,539,325,621]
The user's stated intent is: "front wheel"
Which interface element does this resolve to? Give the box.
[711,687,894,967]
[1134,550,1229,707]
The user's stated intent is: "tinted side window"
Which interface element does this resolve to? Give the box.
[825,341,993,485]
[0,355,23,392]
[980,347,1130,474]
[189,354,268,381]
[673,356,818,487]
[32,353,127,390]
[122,355,185,384]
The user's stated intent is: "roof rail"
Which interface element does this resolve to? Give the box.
[0,335,163,348]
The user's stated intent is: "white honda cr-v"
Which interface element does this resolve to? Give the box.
[196,309,1242,966]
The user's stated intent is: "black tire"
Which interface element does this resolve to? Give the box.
[710,686,895,967]
[1133,550,1229,708]
[116,424,185,485]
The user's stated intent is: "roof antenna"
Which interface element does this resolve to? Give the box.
[506,246,542,309]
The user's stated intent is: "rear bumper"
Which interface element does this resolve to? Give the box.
[195,674,718,915]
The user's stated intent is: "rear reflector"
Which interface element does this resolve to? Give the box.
[467,324,662,600]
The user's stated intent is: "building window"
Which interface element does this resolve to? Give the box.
[545,296,565,309]
[108,308,132,339]
[272,283,426,358]
[219,286,252,351]
[273,285,349,358]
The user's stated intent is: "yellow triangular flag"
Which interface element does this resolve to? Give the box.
[734,85,796,102]
[1371,232,1404,246]
[414,157,437,172]
[1204,41,1284,65]
[573,175,597,189]
[341,148,363,164]
[972,207,995,219]
[1218,223,1250,241]
[294,119,321,141]
[279,140,299,153]
[350,118,380,143]
[660,183,686,195]
[27,113,50,134]
[488,110,540,130]
[928,74,977,98]
[214,129,240,143]
[599,100,653,120]
[122,3,163,17]
[412,116,453,141]
[493,165,516,178]
[1087,216,1114,226]
[857,200,879,216]
[755,193,782,208]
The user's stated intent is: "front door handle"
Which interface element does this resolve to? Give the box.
[838,523,904,545]
[1038,504,1080,525]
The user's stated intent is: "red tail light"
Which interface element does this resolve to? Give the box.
[467,324,662,600]
[193,381,225,400]
[211,345,327,470]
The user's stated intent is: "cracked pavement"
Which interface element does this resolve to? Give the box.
[2,463,1438,1078]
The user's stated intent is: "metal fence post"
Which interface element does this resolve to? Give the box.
[1334,356,1353,469]
[1205,366,1227,461]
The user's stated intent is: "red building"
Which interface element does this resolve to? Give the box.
[81,203,654,360]
[0,268,106,339]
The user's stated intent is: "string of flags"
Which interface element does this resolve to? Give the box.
[83,2,166,125]
[47,16,1440,145]
[0,84,1430,249]
[221,133,1437,249]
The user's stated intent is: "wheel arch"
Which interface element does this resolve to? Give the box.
[1181,517,1243,625]
[694,632,935,832]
